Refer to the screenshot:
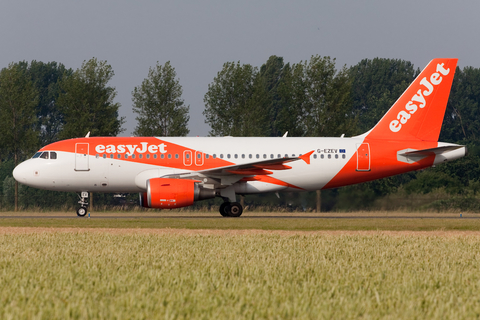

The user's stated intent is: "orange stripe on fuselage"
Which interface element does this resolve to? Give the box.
[323,140,436,189]
[40,137,234,170]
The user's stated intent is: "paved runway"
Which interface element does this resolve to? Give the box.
[0,215,476,219]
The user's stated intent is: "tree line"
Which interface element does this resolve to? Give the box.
[0,56,479,211]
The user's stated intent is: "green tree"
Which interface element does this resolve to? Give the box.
[441,66,480,144]
[349,58,418,134]
[203,61,269,137]
[132,61,189,136]
[257,56,290,137]
[57,58,124,139]
[0,63,39,210]
[278,55,354,137]
[21,61,73,145]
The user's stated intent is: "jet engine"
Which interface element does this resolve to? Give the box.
[139,178,215,209]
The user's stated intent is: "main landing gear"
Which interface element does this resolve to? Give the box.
[219,202,243,217]
[77,192,89,217]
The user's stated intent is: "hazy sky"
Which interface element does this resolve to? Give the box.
[1,0,478,137]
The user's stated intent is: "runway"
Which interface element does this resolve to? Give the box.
[0,215,476,219]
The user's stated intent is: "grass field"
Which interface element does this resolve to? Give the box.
[1,231,480,319]
[1,212,480,319]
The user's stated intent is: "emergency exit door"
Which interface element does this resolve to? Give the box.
[75,143,89,171]
[356,143,370,171]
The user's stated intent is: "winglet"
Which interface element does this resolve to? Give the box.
[299,150,314,164]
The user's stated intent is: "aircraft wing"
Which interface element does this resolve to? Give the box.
[163,151,314,187]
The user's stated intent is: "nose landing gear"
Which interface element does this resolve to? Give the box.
[77,192,89,217]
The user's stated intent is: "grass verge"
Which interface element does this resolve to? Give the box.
[1,232,480,319]
[0,216,479,231]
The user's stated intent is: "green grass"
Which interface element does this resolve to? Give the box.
[0,217,479,231]
[1,232,480,319]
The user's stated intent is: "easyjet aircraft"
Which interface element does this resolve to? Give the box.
[13,58,465,217]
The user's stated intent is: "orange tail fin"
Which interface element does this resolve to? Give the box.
[366,58,458,142]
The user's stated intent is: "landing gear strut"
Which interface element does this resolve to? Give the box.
[77,192,89,217]
[219,201,243,217]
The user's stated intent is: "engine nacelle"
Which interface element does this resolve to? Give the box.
[140,178,215,209]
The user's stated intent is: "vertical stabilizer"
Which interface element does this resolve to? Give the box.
[366,58,458,142]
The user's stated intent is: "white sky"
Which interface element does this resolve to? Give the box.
[1,0,478,137]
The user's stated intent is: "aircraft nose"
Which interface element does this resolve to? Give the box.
[13,161,33,184]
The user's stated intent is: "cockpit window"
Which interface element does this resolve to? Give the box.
[32,152,42,159]
[50,152,57,159]
[39,152,49,159]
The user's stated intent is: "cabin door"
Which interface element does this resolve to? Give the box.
[356,143,370,171]
[75,143,90,171]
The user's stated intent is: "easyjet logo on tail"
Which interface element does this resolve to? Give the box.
[389,63,451,133]
[95,142,167,154]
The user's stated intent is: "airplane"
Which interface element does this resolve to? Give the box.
[13,58,465,217]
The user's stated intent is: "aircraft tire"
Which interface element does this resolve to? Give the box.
[77,206,87,217]
[228,202,243,217]
[219,202,230,217]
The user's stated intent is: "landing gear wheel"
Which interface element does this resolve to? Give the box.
[219,202,230,217]
[219,202,243,217]
[228,202,243,217]
[77,206,87,217]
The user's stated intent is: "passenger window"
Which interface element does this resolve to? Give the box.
[242,154,245,159]
[213,154,217,159]
[154,154,158,159]
[146,154,150,159]
[205,154,209,159]
[321,154,324,159]
[220,154,224,159]
[263,154,267,159]
[285,154,288,158]
[227,154,231,159]
[110,154,114,159]
[186,153,190,159]
[328,154,331,159]
[270,154,274,159]
[335,154,338,159]
[40,152,49,159]
[277,154,281,158]
[313,154,317,159]
[256,154,259,159]
[50,152,57,159]
[131,154,136,159]
[117,154,121,159]
[175,154,179,159]
[168,154,172,159]
[103,154,107,159]
[234,154,238,159]
[249,154,252,159]
[160,154,164,159]
[342,154,346,159]
[139,154,143,159]
[125,154,128,159]
[197,154,201,159]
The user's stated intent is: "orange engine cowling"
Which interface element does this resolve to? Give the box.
[142,178,215,209]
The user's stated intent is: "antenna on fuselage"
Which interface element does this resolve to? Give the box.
[282,131,288,138]
[85,131,90,138]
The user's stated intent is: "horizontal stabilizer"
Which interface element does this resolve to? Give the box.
[403,145,464,156]
[397,144,466,164]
